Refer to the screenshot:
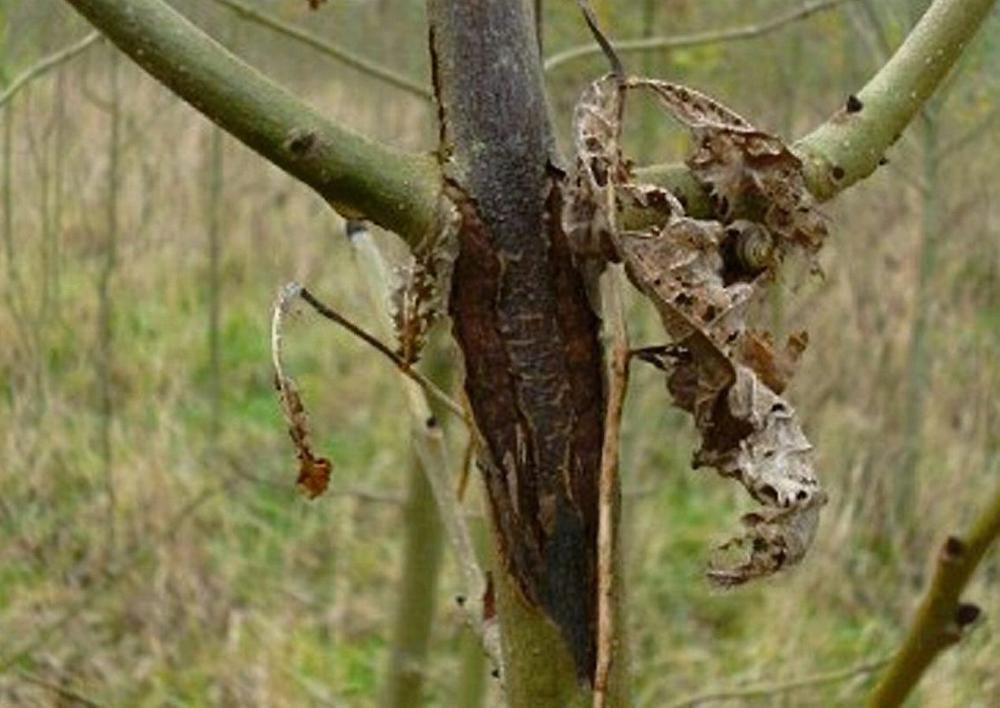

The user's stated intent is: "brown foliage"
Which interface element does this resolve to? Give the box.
[565,75,829,585]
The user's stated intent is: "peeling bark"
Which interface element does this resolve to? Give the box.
[428,0,606,686]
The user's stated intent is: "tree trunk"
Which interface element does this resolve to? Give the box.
[426,0,620,702]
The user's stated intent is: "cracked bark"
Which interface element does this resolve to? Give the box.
[427,1,611,702]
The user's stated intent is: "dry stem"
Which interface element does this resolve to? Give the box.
[545,0,851,72]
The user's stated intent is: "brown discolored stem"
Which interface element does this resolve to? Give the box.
[427,0,613,701]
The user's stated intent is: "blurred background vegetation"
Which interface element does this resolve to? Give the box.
[1,0,998,705]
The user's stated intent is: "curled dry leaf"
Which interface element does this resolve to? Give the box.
[271,282,332,500]
[565,75,827,585]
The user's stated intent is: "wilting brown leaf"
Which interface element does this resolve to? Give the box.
[272,283,332,500]
[737,329,808,394]
[564,74,827,585]
[297,452,332,500]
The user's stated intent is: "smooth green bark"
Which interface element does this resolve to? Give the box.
[796,0,998,199]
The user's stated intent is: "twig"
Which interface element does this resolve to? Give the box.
[294,285,469,425]
[593,267,631,708]
[345,223,502,671]
[865,483,1000,707]
[0,32,102,109]
[576,0,624,78]
[544,0,851,72]
[16,670,103,707]
[208,0,431,100]
[666,657,891,708]
[593,61,631,702]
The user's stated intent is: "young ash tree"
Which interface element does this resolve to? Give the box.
[59,0,999,706]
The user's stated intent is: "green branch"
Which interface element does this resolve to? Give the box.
[209,0,432,101]
[544,0,851,73]
[865,484,1000,707]
[634,0,997,219]
[62,0,440,242]
[796,0,998,199]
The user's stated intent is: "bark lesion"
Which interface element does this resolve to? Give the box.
[447,173,603,682]
[426,0,610,687]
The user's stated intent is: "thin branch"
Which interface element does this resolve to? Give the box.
[61,0,440,242]
[295,286,469,426]
[208,0,432,100]
[544,0,851,73]
[346,223,502,671]
[666,657,891,708]
[633,0,997,220]
[0,32,102,109]
[593,267,631,708]
[865,484,1000,707]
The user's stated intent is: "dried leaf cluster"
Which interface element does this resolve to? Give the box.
[565,75,828,585]
[389,207,460,366]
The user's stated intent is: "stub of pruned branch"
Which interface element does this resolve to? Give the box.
[271,282,332,499]
[565,74,828,585]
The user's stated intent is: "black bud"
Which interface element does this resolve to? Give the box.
[426,416,438,429]
[944,536,965,559]
[955,603,981,627]
[832,166,846,180]
[286,129,317,156]
[846,94,864,113]
[455,595,466,606]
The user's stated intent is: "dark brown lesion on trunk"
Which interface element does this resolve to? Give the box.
[448,174,604,681]
[428,1,607,681]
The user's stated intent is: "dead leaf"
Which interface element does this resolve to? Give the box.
[272,283,333,500]
[564,74,827,585]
